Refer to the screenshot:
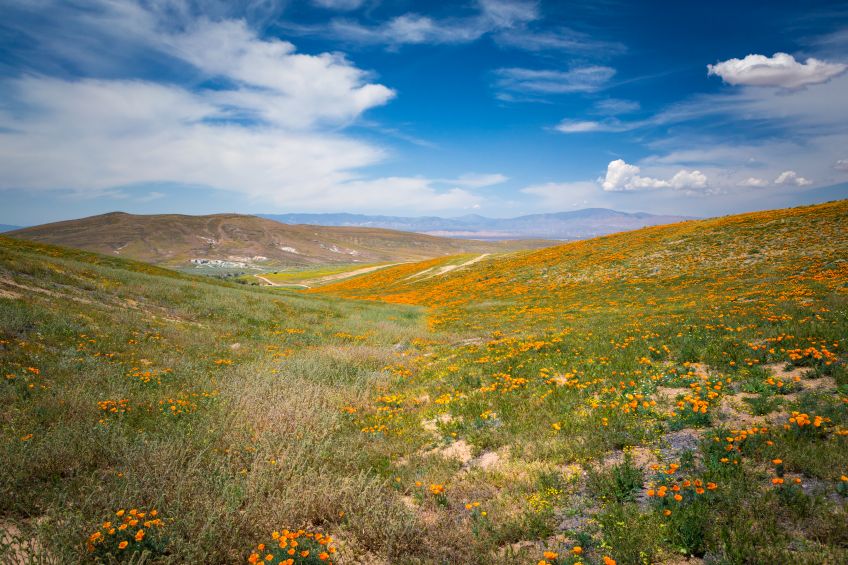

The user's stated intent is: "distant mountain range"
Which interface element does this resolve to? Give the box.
[261,208,695,240]
[5,212,551,270]
[0,224,21,233]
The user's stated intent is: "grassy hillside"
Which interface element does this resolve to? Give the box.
[2,201,847,564]
[7,212,550,271]
[314,200,848,563]
[0,235,434,563]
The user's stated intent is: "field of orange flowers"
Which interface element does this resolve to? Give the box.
[1,200,847,563]
[314,200,848,563]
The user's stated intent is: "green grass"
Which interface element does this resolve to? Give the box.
[2,201,848,564]
[0,236,430,563]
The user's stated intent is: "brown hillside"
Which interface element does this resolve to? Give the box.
[8,212,552,269]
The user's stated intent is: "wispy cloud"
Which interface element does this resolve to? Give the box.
[495,66,615,95]
[446,173,509,188]
[310,0,366,11]
[493,26,625,55]
[325,0,538,47]
[592,98,640,115]
[306,0,622,59]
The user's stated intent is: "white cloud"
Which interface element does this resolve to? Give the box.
[670,169,708,190]
[0,74,485,213]
[554,120,607,133]
[835,159,848,172]
[0,77,378,194]
[601,159,707,192]
[707,53,847,88]
[478,0,538,27]
[774,170,812,186]
[168,19,395,129]
[311,0,366,10]
[328,0,538,46]
[494,27,626,55]
[554,118,632,133]
[0,6,486,214]
[449,173,509,188]
[602,160,640,191]
[741,177,769,187]
[495,66,615,94]
[593,98,640,115]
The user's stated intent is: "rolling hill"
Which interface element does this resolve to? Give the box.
[0,224,21,233]
[262,208,695,240]
[314,200,848,315]
[1,200,846,563]
[6,212,551,271]
[310,200,848,562]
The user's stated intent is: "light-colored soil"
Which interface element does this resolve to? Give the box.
[419,254,491,280]
[254,274,309,288]
[257,263,405,288]
[309,263,404,284]
[403,254,492,282]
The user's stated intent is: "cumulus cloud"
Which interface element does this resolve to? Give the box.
[774,170,812,186]
[707,53,847,88]
[669,170,708,190]
[168,19,395,129]
[741,177,769,187]
[495,66,615,95]
[601,160,643,191]
[601,159,707,192]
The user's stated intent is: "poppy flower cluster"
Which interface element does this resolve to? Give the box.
[247,528,335,564]
[86,508,164,558]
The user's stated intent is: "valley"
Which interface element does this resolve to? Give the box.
[1,201,846,563]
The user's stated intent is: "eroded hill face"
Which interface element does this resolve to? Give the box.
[6,212,550,271]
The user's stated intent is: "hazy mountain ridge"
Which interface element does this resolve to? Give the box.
[6,212,550,270]
[0,224,22,233]
[261,208,695,240]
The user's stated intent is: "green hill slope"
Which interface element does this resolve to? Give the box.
[2,201,847,563]
[0,235,432,562]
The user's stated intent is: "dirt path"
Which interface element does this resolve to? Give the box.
[254,275,310,288]
[309,263,406,284]
[254,262,405,289]
[418,253,491,280]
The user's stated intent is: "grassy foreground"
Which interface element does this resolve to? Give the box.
[2,200,848,564]
[0,237,431,563]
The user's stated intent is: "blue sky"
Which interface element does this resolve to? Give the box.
[1,0,847,225]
